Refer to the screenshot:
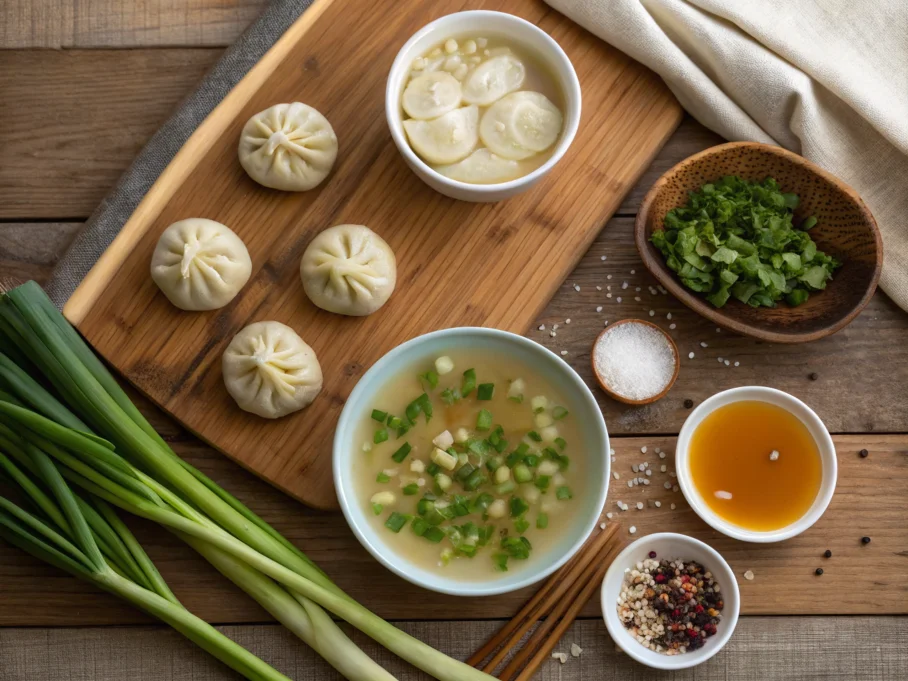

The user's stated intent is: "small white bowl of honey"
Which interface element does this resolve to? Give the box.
[675,387,837,543]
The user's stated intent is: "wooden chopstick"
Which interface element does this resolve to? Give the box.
[469,522,618,671]
[469,521,621,679]
[512,541,624,681]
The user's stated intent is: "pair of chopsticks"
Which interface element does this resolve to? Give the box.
[468,522,622,681]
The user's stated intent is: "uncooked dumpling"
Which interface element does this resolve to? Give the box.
[300,224,397,316]
[222,321,323,419]
[238,102,338,191]
[479,91,563,161]
[150,218,252,311]
[402,106,479,165]
[435,148,522,184]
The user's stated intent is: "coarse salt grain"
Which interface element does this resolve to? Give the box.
[538,325,545,331]
[769,450,780,461]
[596,306,603,312]
[734,361,740,367]
[714,490,733,500]
[629,526,637,534]
[744,570,755,581]
[570,643,583,657]
[669,323,676,330]
[688,352,695,359]
[560,350,568,356]
[641,446,647,453]
[593,322,676,401]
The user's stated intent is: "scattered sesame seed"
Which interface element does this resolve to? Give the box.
[724,360,730,366]
[629,526,637,534]
[560,350,568,356]
[649,310,655,317]
[714,490,733,500]
[630,270,636,274]
[744,570,755,581]
[596,285,602,291]
[635,296,641,302]
[617,297,623,303]
[655,447,661,453]
[688,352,695,359]
[673,485,679,492]
[636,502,644,510]
[659,452,666,459]
[627,480,633,488]
[613,471,620,480]
[716,327,722,333]
[573,284,581,292]
[734,361,740,367]
[604,320,609,327]
[550,331,556,338]
[632,464,639,472]
[664,481,672,489]
[596,306,603,312]
[718,357,724,363]
[641,446,648,453]
[660,464,667,472]
[607,275,612,279]
[600,522,607,530]
[621,281,628,290]
[646,469,652,476]
[669,323,676,330]
[565,318,571,324]
[636,287,641,292]
[552,323,559,330]
[700,341,708,348]
[600,255,606,261]
[670,503,676,510]
[655,501,661,508]
[606,512,613,519]
[607,293,612,298]
[666,313,672,320]
[769,450,780,461]
[538,324,546,331]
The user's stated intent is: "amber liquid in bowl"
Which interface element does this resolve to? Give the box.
[689,401,822,531]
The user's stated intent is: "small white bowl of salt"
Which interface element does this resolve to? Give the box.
[591,319,679,405]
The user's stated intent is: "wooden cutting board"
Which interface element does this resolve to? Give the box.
[63,0,682,509]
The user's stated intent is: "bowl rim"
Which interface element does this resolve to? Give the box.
[674,386,838,543]
[590,319,680,406]
[332,326,610,596]
[634,141,883,344]
[384,9,582,196]
[601,532,740,670]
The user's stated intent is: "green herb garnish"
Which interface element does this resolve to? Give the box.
[391,442,411,463]
[477,383,495,400]
[420,370,439,390]
[649,176,841,308]
[373,429,388,444]
[461,369,476,397]
[376,472,391,483]
[371,409,387,423]
[476,408,493,431]
[402,483,419,496]
[385,512,410,532]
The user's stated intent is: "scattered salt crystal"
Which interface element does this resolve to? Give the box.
[649,310,655,317]
[635,296,641,302]
[565,318,571,324]
[724,360,730,366]
[607,293,613,298]
[600,522,606,530]
[770,450,780,461]
[664,481,672,489]
[613,471,620,480]
[744,570,755,581]
[666,312,672,320]
[617,297,622,303]
[570,643,583,658]
[636,287,641,292]
[636,502,643,510]
[734,361,740,367]
[560,350,568,356]
[538,325,546,331]
[718,357,724,363]
[600,255,606,261]
[596,285,602,291]
[596,306,603,312]
[552,323,559,330]
[673,485,679,492]
[632,464,639,472]
[669,323,676,330]
[688,352,695,359]
[714,490,733,500]
[655,501,662,508]
[627,480,633,488]
[659,452,666,459]
[606,512,613,519]
[716,327,722,333]
[660,464,667,472]
[604,320,609,327]
[573,284,581,292]
[593,322,676,401]
[700,341,708,348]
[641,446,647,453]
[630,270,636,274]
[550,331,556,338]
[655,447,661,453]
[670,503,676,510]
[645,469,652,476]
[607,274,613,280]
[629,526,637,534]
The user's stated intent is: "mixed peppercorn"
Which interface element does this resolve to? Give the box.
[617,554,723,655]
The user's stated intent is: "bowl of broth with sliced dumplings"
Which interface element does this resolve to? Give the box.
[386,11,581,202]
[675,387,837,543]
[334,328,609,596]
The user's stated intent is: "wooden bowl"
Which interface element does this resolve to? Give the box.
[635,142,882,343]
[591,319,680,405]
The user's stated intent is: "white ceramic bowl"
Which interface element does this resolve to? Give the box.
[385,11,582,202]
[676,386,837,543]
[333,327,609,596]
[602,532,740,670]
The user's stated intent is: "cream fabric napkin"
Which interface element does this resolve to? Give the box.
[545,0,908,312]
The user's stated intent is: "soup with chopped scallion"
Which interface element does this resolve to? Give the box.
[354,352,586,578]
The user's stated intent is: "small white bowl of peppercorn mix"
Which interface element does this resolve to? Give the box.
[601,533,740,670]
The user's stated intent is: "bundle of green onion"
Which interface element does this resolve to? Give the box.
[0,281,494,681]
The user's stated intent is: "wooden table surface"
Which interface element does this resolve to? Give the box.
[1,2,906,680]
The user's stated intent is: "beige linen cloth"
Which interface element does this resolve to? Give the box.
[545,0,908,312]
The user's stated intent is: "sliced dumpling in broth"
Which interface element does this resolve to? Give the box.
[222,321,323,419]
[300,224,397,316]
[402,71,462,120]
[479,91,563,161]
[150,218,252,311]
[462,55,525,106]
[435,148,522,184]
[238,102,338,192]
[403,105,478,165]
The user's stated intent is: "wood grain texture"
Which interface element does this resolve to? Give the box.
[2,618,906,681]
[0,49,222,219]
[636,142,882,343]
[63,0,683,508]
[3,216,908,434]
[1,432,905,626]
[0,0,264,49]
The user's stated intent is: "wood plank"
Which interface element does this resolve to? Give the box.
[0,49,222,219]
[0,47,707,220]
[1,431,904,626]
[0,0,264,49]
[7,215,905,435]
[63,0,683,509]
[1,618,905,680]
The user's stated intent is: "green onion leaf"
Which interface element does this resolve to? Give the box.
[419,371,439,390]
[492,553,509,571]
[554,437,567,451]
[514,517,530,534]
[423,527,445,543]
[402,483,419,496]
[527,431,542,442]
[391,442,411,463]
[376,472,391,483]
[477,383,494,401]
[461,369,476,397]
[536,512,549,529]
[509,496,530,517]
[476,409,493,431]
[556,486,573,500]
[384,512,410,533]
[410,517,429,536]
[371,409,387,423]
[371,503,383,515]
[373,429,389,444]
[552,406,569,420]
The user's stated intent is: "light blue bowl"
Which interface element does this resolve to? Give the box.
[333,327,610,596]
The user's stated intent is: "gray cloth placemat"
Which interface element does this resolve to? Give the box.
[45,0,314,309]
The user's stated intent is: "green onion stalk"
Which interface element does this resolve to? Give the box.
[0,281,494,681]
[0,434,291,681]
